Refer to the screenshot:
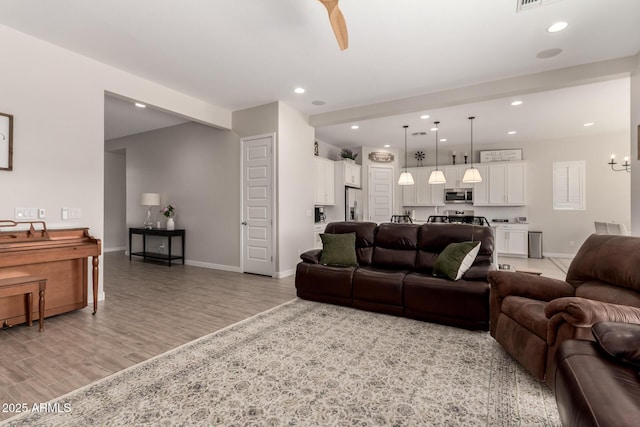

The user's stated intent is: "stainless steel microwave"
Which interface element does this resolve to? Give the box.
[445,189,473,204]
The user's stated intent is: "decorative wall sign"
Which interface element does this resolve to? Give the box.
[480,149,523,163]
[0,113,13,171]
[368,151,394,163]
[313,141,319,156]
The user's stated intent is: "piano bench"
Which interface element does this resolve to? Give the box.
[0,275,47,332]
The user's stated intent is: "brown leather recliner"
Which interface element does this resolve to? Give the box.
[488,233,640,386]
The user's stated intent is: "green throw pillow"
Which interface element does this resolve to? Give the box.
[320,233,358,267]
[434,241,481,281]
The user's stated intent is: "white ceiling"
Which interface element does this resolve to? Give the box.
[0,0,638,145]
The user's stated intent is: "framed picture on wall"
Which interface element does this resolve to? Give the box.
[0,112,13,171]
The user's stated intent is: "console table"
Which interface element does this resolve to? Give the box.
[129,228,185,267]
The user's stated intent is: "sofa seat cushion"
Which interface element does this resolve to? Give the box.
[352,267,406,306]
[501,295,548,340]
[295,262,355,306]
[403,273,489,324]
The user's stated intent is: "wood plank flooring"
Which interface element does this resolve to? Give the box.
[0,252,295,422]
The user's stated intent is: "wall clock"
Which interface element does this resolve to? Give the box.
[414,151,425,167]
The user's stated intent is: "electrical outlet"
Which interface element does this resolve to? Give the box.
[38,208,46,219]
[61,208,69,220]
[569,241,575,247]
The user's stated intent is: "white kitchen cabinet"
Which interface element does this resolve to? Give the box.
[472,164,490,205]
[314,157,335,205]
[340,161,361,188]
[443,164,473,189]
[401,167,445,207]
[488,162,526,206]
[495,223,528,258]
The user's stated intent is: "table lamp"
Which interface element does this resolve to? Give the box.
[140,192,160,229]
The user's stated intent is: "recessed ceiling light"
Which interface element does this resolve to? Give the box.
[583,122,594,127]
[508,131,517,135]
[294,87,305,94]
[134,102,146,108]
[351,125,359,130]
[547,21,568,33]
[536,48,562,59]
[384,144,390,148]
[511,100,523,106]
[420,115,430,119]
[440,139,447,142]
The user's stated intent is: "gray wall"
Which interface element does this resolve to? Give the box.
[631,53,640,234]
[106,122,241,270]
[104,150,127,251]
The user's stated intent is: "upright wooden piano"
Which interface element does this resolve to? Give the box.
[0,221,101,326]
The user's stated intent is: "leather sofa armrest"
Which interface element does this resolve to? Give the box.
[300,249,322,264]
[545,298,640,345]
[488,271,575,300]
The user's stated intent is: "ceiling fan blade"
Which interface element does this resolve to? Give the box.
[318,0,349,50]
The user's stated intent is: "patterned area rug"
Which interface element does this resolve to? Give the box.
[3,299,560,426]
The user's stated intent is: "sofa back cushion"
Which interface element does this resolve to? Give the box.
[567,234,640,293]
[415,223,494,276]
[371,223,420,270]
[324,221,377,266]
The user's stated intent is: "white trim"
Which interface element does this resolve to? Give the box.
[274,268,295,279]
[543,252,576,258]
[240,133,276,277]
[185,260,241,273]
[104,246,126,253]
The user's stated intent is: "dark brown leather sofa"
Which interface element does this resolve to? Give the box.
[488,233,640,386]
[295,221,495,330]
[554,323,640,427]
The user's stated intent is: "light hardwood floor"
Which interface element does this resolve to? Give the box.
[0,252,567,422]
[0,252,296,422]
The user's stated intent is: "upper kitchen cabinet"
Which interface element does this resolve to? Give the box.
[402,167,445,207]
[488,162,527,206]
[314,157,335,205]
[337,160,361,188]
[443,165,473,189]
[471,164,490,205]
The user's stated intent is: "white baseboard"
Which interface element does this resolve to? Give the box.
[185,260,241,273]
[104,246,126,253]
[274,269,295,279]
[543,252,575,258]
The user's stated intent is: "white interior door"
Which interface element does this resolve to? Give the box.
[241,134,274,276]
[368,165,394,223]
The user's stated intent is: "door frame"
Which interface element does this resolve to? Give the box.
[240,133,276,276]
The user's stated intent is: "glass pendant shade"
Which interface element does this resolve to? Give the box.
[429,120,446,185]
[398,125,414,185]
[462,167,483,183]
[428,169,446,184]
[462,116,482,183]
[398,171,415,185]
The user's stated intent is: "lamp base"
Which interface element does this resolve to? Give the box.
[143,207,154,229]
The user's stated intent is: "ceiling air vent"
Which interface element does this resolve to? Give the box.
[516,0,563,12]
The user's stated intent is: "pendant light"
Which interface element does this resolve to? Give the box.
[428,121,446,184]
[398,125,414,185]
[462,116,483,183]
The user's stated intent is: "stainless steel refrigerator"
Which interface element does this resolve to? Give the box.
[345,187,363,221]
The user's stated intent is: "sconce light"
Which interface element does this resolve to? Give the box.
[608,154,630,173]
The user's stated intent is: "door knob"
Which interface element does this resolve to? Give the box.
[241,221,247,225]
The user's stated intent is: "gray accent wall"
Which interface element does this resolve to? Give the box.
[106,122,241,270]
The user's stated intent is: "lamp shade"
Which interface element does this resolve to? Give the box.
[140,192,160,206]
[428,169,446,185]
[462,168,483,183]
[398,171,415,186]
